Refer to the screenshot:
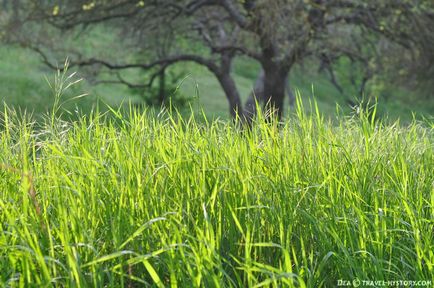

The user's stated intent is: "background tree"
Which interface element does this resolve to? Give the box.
[6,0,433,120]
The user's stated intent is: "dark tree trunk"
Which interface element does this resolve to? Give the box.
[244,70,265,120]
[248,32,293,121]
[263,67,288,120]
[217,73,244,119]
[12,0,19,20]
[244,69,294,122]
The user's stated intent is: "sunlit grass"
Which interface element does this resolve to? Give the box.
[0,69,433,287]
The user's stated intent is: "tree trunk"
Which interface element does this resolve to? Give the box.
[244,70,265,120]
[244,69,294,121]
[263,68,288,120]
[248,62,289,121]
[217,73,244,119]
[12,0,19,21]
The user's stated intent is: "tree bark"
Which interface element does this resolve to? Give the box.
[262,66,288,120]
[217,73,244,119]
[244,69,294,122]
[244,70,265,120]
[12,0,19,21]
[254,31,292,121]
[244,65,290,121]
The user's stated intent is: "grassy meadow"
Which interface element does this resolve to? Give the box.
[0,36,433,286]
[0,66,433,286]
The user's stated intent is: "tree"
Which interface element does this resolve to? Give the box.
[9,0,434,120]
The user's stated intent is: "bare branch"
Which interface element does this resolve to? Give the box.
[28,43,220,74]
[220,0,248,28]
[211,45,261,61]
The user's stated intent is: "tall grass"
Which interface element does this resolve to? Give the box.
[0,70,433,287]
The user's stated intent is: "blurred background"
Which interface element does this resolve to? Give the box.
[0,0,433,122]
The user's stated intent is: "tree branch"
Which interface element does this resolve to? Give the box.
[28,43,220,74]
[220,0,248,28]
[211,45,261,61]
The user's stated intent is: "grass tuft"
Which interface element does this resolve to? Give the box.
[0,86,433,286]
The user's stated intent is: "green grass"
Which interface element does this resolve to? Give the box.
[0,70,433,286]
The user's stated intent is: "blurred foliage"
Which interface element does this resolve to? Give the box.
[0,0,433,111]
